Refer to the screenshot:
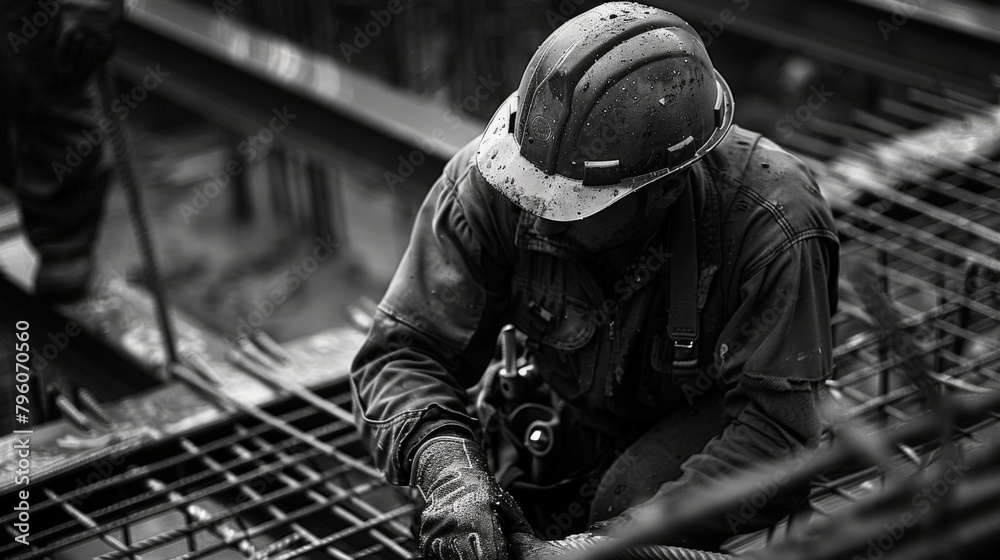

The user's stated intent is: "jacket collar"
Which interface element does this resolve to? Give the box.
[513,161,714,263]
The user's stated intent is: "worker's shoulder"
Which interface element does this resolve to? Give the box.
[429,135,520,246]
[441,135,515,216]
[441,135,482,185]
[706,125,837,243]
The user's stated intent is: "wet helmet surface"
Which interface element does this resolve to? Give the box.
[477,1,734,221]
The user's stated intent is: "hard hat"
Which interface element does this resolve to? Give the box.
[476,2,734,222]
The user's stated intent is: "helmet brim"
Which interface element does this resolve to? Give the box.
[476,70,735,222]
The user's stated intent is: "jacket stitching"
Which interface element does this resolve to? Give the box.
[377,301,466,355]
[743,368,833,388]
[739,187,796,239]
[741,228,839,283]
[358,407,425,428]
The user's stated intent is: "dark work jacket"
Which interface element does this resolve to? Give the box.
[350,125,840,541]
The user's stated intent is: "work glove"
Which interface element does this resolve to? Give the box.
[56,0,125,86]
[413,436,533,560]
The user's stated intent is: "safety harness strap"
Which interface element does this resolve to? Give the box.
[667,183,699,355]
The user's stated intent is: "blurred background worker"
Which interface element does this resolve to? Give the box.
[0,0,123,301]
[351,2,839,558]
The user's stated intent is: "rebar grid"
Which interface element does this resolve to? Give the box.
[1,385,419,560]
[743,79,1000,556]
[3,53,999,560]
[703,76,1000,556]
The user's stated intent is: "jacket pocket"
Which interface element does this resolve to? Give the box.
[510,275,598,350]
[509,278,600,394]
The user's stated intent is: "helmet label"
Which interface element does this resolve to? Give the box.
[531,115,552,142]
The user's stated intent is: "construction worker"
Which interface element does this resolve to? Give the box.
[351,3,839,558]
[1,0,123,300]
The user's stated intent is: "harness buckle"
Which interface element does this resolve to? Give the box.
[674,339,695,350]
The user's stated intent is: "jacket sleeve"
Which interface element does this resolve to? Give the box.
[350,148,515,485]
[595,233,839,546]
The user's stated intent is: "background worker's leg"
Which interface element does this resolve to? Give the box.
[589,391,727,524]
[15,85,111,298]
[2,0,112,299]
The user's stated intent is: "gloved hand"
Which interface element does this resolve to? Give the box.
[412,436,533,559]
[56,0,125,86]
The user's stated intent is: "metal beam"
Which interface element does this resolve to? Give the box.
[116,0,483,204]
[653,0,1000,97]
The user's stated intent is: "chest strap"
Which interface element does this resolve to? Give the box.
[667,183,699,362]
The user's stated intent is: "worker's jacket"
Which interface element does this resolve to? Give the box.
[351,125,840,540]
